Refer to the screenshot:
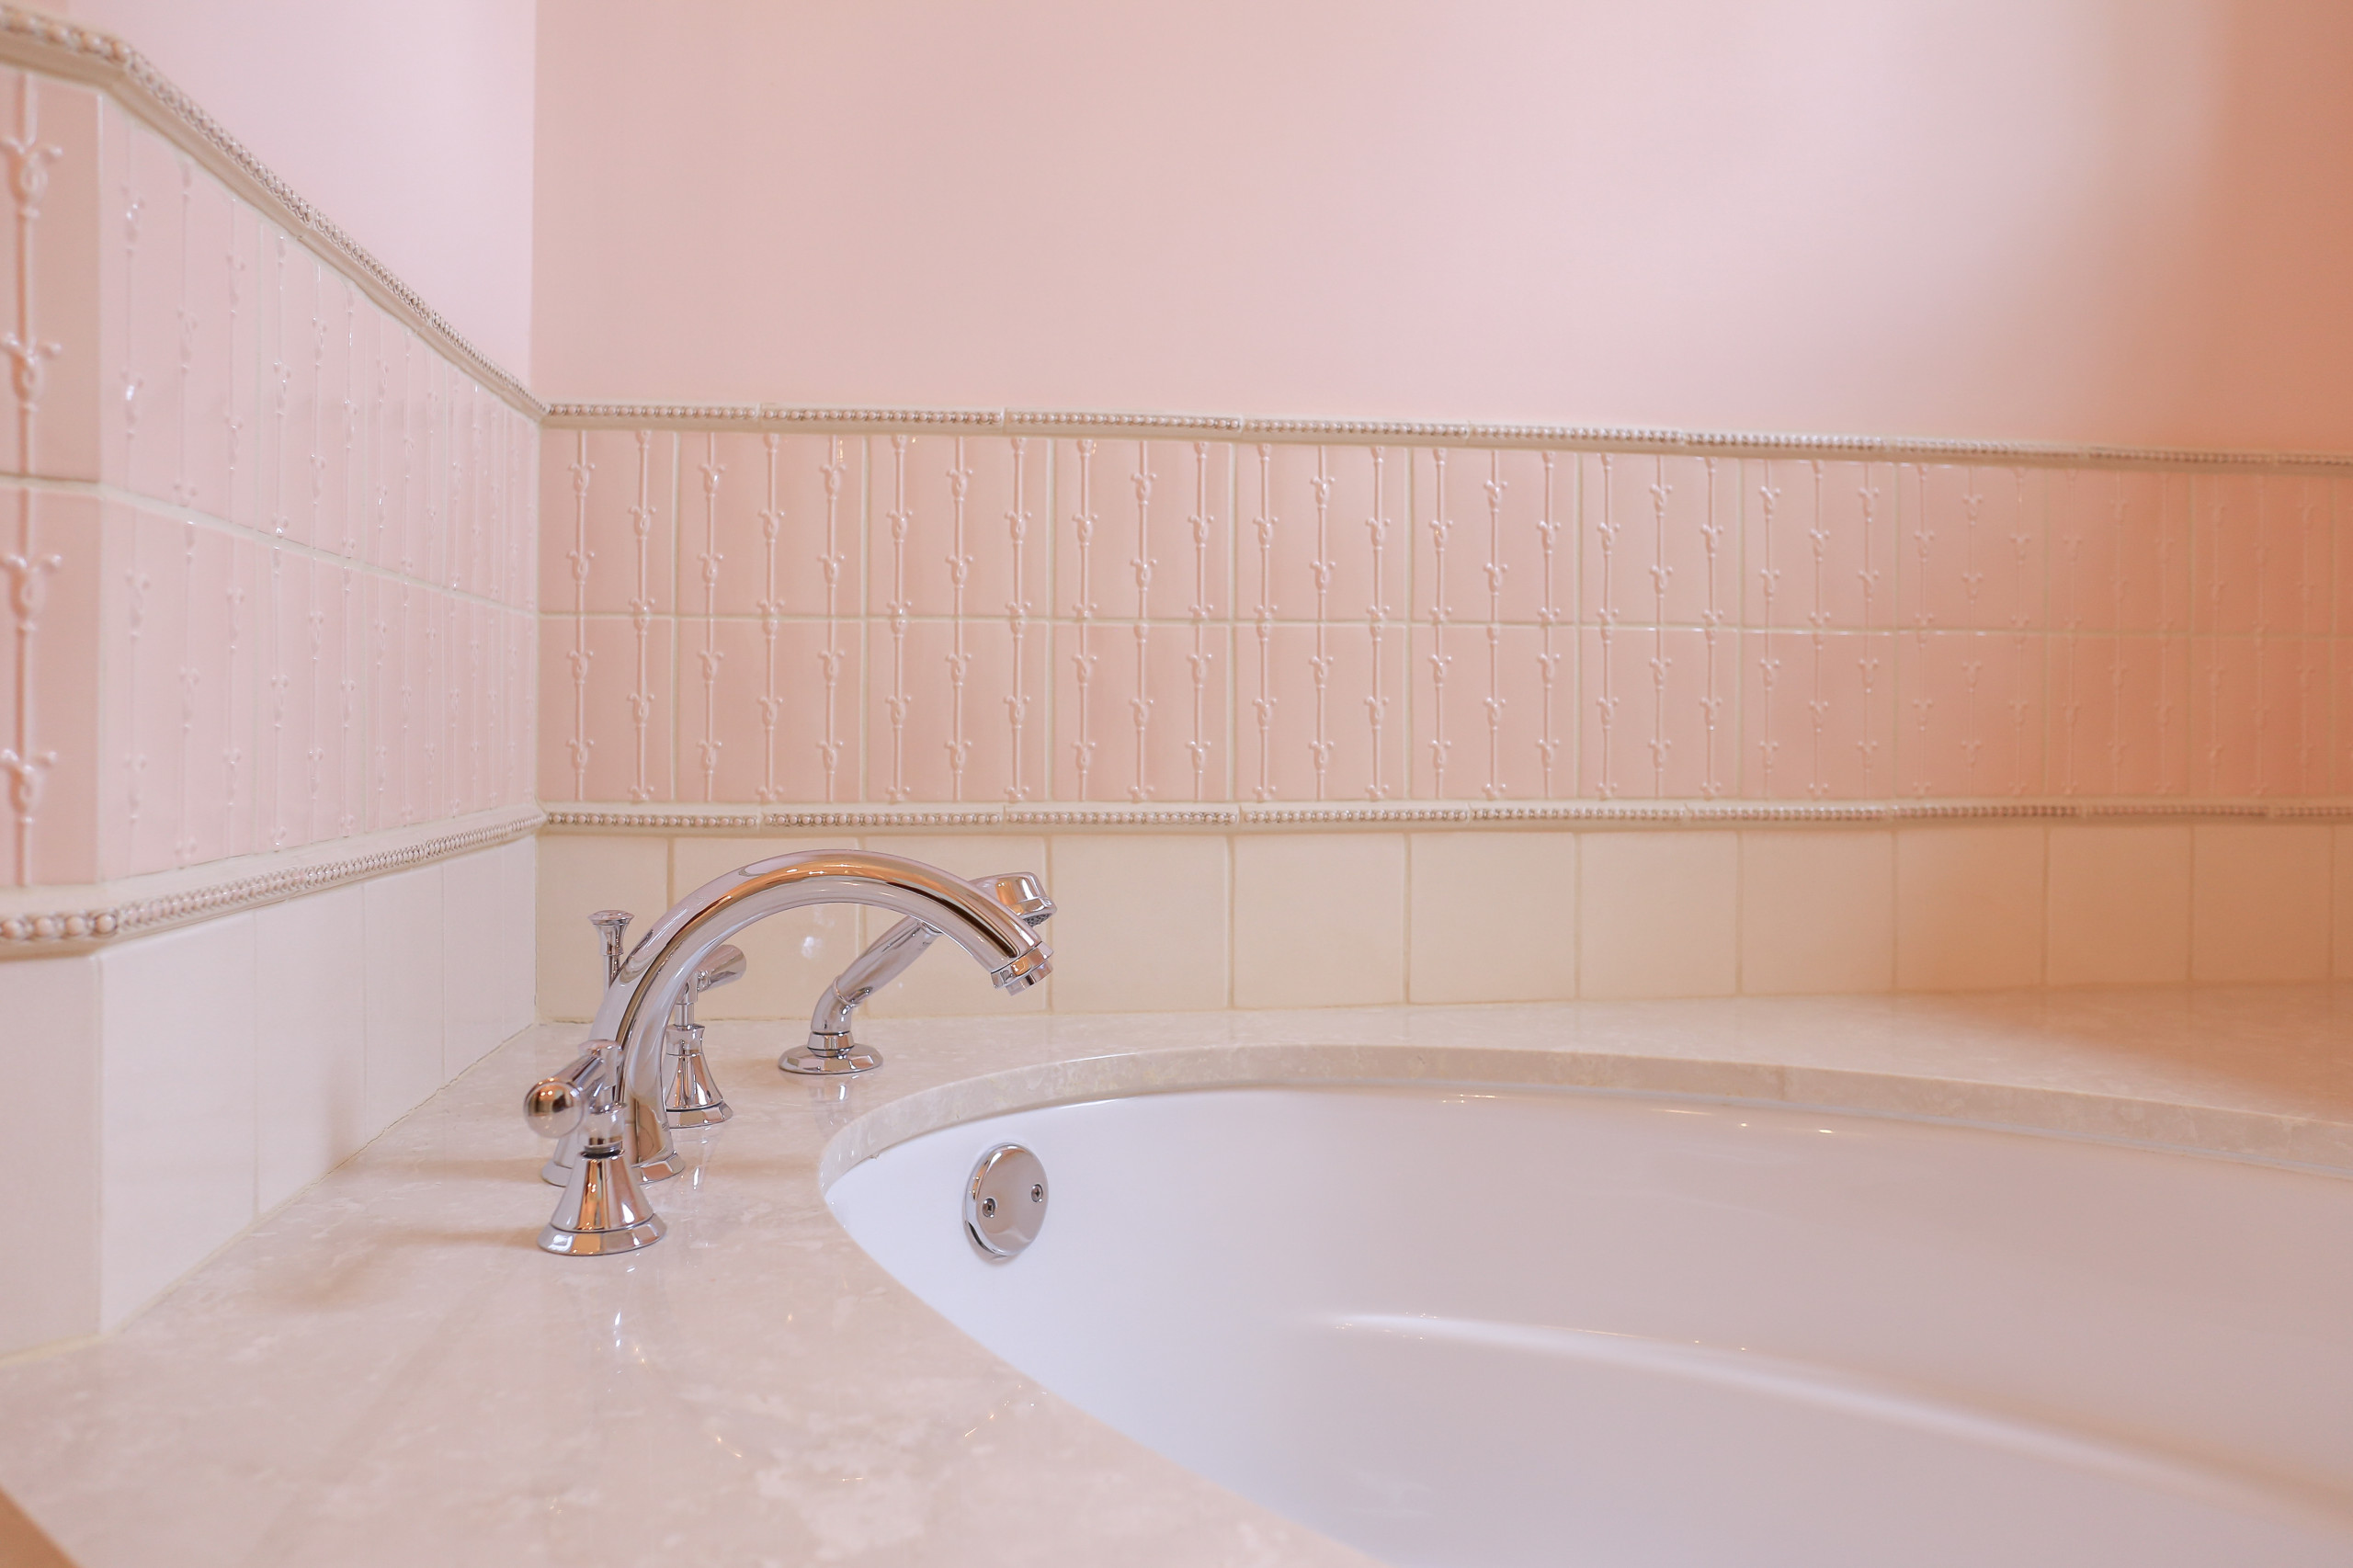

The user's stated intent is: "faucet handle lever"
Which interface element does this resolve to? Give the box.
[589,909,632,983]
[523,1040,620,1142]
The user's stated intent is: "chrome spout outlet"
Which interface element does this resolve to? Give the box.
[526,850,1051,1255]
[783,871,1054,1076]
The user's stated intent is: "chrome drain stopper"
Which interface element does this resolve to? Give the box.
[965,1143,1048,1258]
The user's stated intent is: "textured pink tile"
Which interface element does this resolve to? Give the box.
[505,608,538,804]
[261,227,320,544]
[217,533,263,855]
[0,75,104,485]
[1578,624,1735,800]
[0,489,103,884]
[257,545,315,851]
[1894,631,2045,799]
[1051,620,1232,802]
[315,562,364,839]
[445,379,478,595]
[2047,469,2190,632]
[2200,472,2329,636]
[1740,630,1897,800]
[171,162,239,522]
[1055,437,1231,626]
[399,582,438,822]
[2191,473,2264,634]
[1577,452,1735,629]
[540,427,674,617]
[2264,476,2333,636]
[369,319,415,573]
[1407,447,1563,627]
[221,199,260,530]
[867,433,1045,623]
[865,615,1045,803]
[170,522,237,864]
[671,615,859,804]
[2049,636,2190,798]
[2192,637,2328,798]
[109,123,189,511]
[1742,460,1898,631]
[1235,442,1404,628]
[115,509,191,873]
[1902,464,2043,632]
[1406,622,1553,800]
[696,431,861,619]
[2337,643,2353,796]
[559,610,674,803]
[362,574,401,826]
[314,271,361,559]
[1233,618,1409,802]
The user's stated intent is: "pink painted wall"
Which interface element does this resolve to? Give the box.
[532,1,2353,451]
[63,0,536,376]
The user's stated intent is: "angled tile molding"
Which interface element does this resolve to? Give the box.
[541,402,2353,472]
[0,803,542,951]
[537,799,2353,835]
[0,6,540,419]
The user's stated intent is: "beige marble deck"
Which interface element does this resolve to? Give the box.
[3,986,2350,1566]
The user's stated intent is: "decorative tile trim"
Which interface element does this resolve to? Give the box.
[541,401,2353,472]
[0,803,542,951]
[0,7,540,419]
[537,799,2353,834]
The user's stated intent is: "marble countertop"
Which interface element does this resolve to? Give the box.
[5,986,2352,1567]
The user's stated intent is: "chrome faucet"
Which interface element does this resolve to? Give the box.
[663,942,745,1128]
[524,849,1052,1256]
[783,870,1053,1075]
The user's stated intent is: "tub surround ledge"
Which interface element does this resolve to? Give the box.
[2,987,2350,1566]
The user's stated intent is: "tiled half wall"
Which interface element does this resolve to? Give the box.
[537,820,2353,1025]
[540,426,2352,809]
[0,65,540,892]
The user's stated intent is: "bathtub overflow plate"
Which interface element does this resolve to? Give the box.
[965,1143,1048,1258]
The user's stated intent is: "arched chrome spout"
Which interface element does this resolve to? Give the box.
[538,849,1051,1207]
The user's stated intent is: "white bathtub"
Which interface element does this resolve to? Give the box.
[826,1083,2353,1568]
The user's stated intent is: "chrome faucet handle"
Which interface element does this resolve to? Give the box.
[528,1040,666,1256]
[661,943,746,1127]
[782,869,1052,1077]
[590,909,633,983]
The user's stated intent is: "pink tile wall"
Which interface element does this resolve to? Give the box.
[1,73,538,889]
[539,427,2353,808]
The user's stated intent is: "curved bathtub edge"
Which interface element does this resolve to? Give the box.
[814,1042,2353,1192]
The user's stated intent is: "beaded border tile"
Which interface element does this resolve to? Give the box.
[0,804,543,952]
[539,799,2353,834]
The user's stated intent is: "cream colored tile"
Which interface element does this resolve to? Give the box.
[667,835,866,1021]
[2046,824,2191,986]
[362,867,444,1138]
[256,885,367,1214]
[1578,832,1736,1000]
[440,848,506,1076]
[98,914,258,1328]
[1233,834,1406,1008]
[1046,835,1230,1012]
[2192,824,2332,983]
[0,951,99,1354]
[2337,826,2353,980]
[499,836,538,1035]
[1895,825,2045,991]
[1740,831,1894,995]
[1408,832,1574,1004]
[858,834,1053,1018]
[536,834,669,1021]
